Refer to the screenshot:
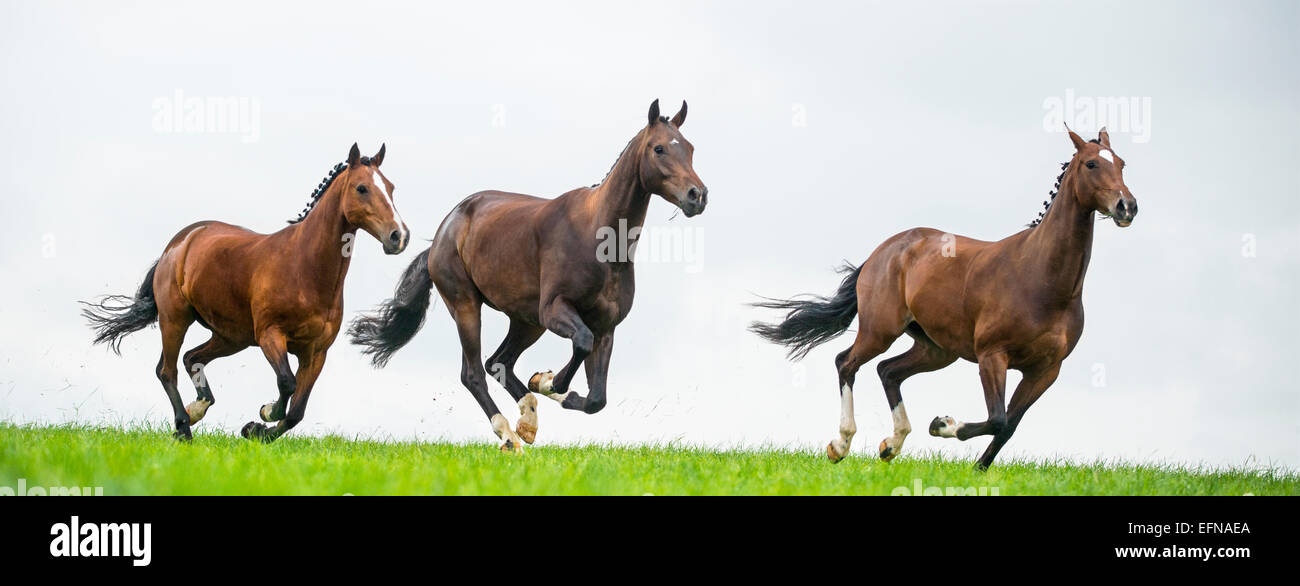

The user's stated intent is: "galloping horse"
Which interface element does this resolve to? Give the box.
[350,100,707,451]
[751,128,1137,469]
[83,143,409,442]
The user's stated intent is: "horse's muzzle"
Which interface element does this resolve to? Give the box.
[1112,197,1138,227]
[383,227,410,254]
[680,185,708,217]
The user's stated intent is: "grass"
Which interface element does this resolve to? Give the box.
[0,423,1294,495]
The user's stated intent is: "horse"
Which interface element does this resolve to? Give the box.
[349,99,707,452]
[750,127,1137,469]
[82,143,409,443]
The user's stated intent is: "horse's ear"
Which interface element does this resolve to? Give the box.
[372,143,386,167]
[647,99,660,126]
[1097,127,1111,149]
[1064,124,1087,151]
[347,143,361,166]
[670,101,687,128]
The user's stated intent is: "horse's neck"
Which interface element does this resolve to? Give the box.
[589,135,651,235]
[1023,172,1095,300]
[287,184,355,299]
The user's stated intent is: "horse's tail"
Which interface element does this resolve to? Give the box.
[348,247,434,367]
[749,261,863,360]
[81,261,160,355]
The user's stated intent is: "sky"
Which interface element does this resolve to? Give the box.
[1,0,1296,472]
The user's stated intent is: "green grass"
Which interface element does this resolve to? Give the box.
[1,423,1294,495]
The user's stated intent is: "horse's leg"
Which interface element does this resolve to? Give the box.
[484,319,545,444]
[929,352,1009,442]
[180,334,244,425]
[529,297,599,413]
[248,329,295,425]
[450,299,525,452]
[540,329,614,414]
[826,328,897,462]
[874,335,958,462]
[155,314,194,442]
[974,363,1061,470]
[242,348,327,443]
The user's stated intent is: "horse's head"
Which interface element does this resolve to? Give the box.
[639,99,708,217]
[1066,127,1138,227]
[341,143,409,254]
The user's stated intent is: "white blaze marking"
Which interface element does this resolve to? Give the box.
[1098,149,1113,163]
[372,170,406,240]
[670,138,679,145]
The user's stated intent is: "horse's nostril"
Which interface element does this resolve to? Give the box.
[687,187,699,202]
[388,230,402,245]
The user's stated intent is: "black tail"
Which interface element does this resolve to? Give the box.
[749,261,862,360]
[81,261,160,355]
[348,248,434,367]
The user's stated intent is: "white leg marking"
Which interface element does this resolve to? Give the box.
[516,394,538,444]
[828,383,856,461]
[880,402,911,458]
[542,391,570,405]
[490,413,523,452]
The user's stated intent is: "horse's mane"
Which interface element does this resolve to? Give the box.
[288,157,374,224]
[589,119,666,188]
[1028,138,1101,228]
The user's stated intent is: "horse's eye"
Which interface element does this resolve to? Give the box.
[357,184,369,194]
[653,145,665,155]
[1085,160,1097,169]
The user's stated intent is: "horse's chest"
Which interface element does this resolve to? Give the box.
[584,269,635,330]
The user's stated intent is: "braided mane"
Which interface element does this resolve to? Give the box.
[1028,139,1102,228]
[288,156,374,224]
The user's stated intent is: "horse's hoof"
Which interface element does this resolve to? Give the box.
[259,403,279,423]
[516,395,538,444]
[878,438,897,462]
[517,421,537,445]
[929,416,958,438]
[500,439,522,454]
[241,421,268,441]
[172,428,193,442]
[184,399,212,425]
[528,370,555,394]
[826,442,846,463]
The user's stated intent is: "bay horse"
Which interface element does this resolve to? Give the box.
[349,100,707,452]
[83,143,409,442]
[751,128,1137,469]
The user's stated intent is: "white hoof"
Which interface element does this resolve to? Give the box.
[929,416,961,438]
[259,402,279,423]
[878,437,904,462]
[491,413,525,454]
[185,399,212,425]
[826,439,850,463]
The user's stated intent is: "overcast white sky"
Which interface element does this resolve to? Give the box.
[1,0,1296,471]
